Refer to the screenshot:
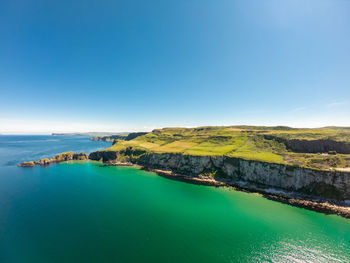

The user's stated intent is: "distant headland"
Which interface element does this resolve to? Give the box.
[51,132,129,137]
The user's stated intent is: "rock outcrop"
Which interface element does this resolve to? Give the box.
[286,139,350,154]
[18,161,35,167]
[124,132,148,141]
[18,152,88,167]
[90,135,126,142]
[90,132,148,143]
[89,149,350,201]
[89,151,118,162]
[264,135,350,154]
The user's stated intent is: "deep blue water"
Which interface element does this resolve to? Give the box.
[0,136,350,262]
[0,135,111,167]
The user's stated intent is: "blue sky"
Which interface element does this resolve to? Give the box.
[0,0,349,133]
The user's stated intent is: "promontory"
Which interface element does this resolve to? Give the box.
[19,125,350,218]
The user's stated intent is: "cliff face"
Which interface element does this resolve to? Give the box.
[124,132,148,141]
[90,132,148,143]
[89,150,350,200]
[286,139,350,154]
[89,151,118,162]
[264,135,350,154]
[90,135,126,142]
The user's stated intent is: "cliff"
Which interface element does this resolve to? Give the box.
[104,126,350,170]
[89,126,350,201]
[89,149,350,201]
[264,135,350,154]
[90,135,127,142]
[18,125,350,216]
[90,132,148,143]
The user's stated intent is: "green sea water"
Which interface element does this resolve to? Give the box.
[1,161,350,262]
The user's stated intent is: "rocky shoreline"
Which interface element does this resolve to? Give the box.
[18,151,350,219]
[147,168,350,219]
[103,161,350,219]
[18,152,88,167]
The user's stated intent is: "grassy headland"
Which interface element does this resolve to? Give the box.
[105,126,350,170]
[90,132,148,142]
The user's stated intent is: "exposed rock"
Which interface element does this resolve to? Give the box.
[89,132,148,143]
[18,152,88,167]
[286,139,350,154]
[18,161,35,167]
[89,151,118,162]
[89,149,350,201]
[124,132,148,141]
[49,152,89,162]
[73,152,89,160]
[264,135,350,154]
[35,158,50,165]
[90,135,127,142]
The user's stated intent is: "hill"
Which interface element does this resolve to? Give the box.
[105,126,350,170]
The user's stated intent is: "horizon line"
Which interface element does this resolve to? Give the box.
[1,124,350,135]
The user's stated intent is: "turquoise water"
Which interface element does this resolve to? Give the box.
[0,136,350,262]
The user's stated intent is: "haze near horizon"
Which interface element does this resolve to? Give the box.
[1,0,349,133]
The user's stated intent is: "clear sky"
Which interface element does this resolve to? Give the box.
[1,0,350,133]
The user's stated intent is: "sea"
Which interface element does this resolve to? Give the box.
[0,135,349,262]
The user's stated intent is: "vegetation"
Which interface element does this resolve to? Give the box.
[105,126,350,170]
[90,134,128,142]
[90,132,148,142]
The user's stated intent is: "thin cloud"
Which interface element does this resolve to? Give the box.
[326,101,347,108]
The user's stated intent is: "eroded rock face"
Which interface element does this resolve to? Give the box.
[35,158,50,165]
[264,135,350,154]
[18,161,35,167]
[140,153,350,200]
[124,132,148,141]
[72,152,89,160]
[19,152,88,167]
[89,149,350,200]
[286,139,350,154]
[89,151,118,162]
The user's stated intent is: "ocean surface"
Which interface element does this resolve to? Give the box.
[0,136,350,262]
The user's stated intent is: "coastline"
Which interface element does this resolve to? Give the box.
[18,154,350,219]
[106,161,350,219]
[146,167,350,219]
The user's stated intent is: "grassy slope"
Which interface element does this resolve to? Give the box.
[106,126,350,170]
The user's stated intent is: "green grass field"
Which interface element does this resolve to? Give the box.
[105,126,350,170]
